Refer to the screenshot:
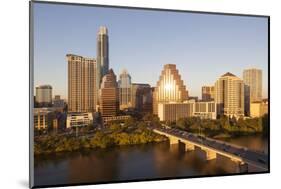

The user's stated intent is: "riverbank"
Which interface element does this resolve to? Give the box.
[34,126,168,155]
[173,114,268,139]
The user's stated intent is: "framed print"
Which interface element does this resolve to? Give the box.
[29,1,270,188]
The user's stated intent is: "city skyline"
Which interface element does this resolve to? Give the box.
[34,3,268,99]
[31,3,269,187]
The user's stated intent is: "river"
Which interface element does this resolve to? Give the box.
[34,134,268,187]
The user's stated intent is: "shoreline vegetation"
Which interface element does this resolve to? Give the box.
[34,114,268,155]
[34,117,167,155]
[172,114,268,138]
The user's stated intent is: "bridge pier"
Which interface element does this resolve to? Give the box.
[184,142,195,151]
[152,128,267,172]
[201,148,217,160]
[231,159,248,173]
[169,137,179,145]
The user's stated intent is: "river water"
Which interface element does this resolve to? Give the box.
[34,134,268,187]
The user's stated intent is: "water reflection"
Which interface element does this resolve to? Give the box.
[34,135,268,187]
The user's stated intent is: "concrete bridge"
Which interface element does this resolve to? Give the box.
[152,126,268,173]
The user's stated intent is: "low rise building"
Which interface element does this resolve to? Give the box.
[158,102,193,122]
[66,112,93,128]
[194,100,217,119]
[250,99,268,118]
[102,115,131,125]
[158,100,216,121]
[34,108,55,130]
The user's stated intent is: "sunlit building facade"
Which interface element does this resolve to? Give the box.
[243,68,262,116]
[66,112,93,128]
[158,100,216,121]
[250,99,268,118]
[153,64,188,115]
[118,69,132,110]
[215,72,244,118]
[194,100,217,119]
[67,54,97,112]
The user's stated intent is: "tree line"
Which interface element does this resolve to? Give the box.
[34,117,167,155]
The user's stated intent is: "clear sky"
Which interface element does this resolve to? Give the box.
[33,3,268,99]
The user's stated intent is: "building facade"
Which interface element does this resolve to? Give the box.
[243,68,262,116]
[158,100,216,121]
[66,112,93,128]
[96,26,109,90]
[35,85,52,107]
[193,100,216,119]
[202,86,215,101]
[67,54,97,113]
[153,64,188,115]
[102,115,131,125]
[250,99,268,118]
[53,95,65,108]
[158,102,192,122]
[118,69,132,110]
[100,69,119,117]
[214,72,244,118]
[34,108,55,130]
[131,83,152,113]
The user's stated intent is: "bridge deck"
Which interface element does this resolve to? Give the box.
[152,126,268,171]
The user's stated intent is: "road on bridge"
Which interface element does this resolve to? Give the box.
[151,125,269,171]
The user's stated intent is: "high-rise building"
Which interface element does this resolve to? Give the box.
[118,69,132,110]
[243,68,262,116]
[100,69,119,117]
[214,72,244,118]
[202,86,215,101]
[153,64,188,115]
[96,26,109,89]
[35,85,52,107]
[131,83,152,113]
[67,54,97,112]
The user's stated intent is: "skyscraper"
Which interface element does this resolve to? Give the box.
[243,68,262,116]
[67,54,97,112]
[100,69,119,117]
[96,26,109,88]
[214,72,244,118]
[153,64,188,115]
[35,85,52,107]
[202,86,215,101]
[118,69,132,110]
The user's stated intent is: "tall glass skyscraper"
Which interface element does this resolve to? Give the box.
[96,26,109,87]
[118,69,132,110]
[243,68,262,116]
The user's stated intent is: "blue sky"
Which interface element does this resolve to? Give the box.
[33,3,268,99]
